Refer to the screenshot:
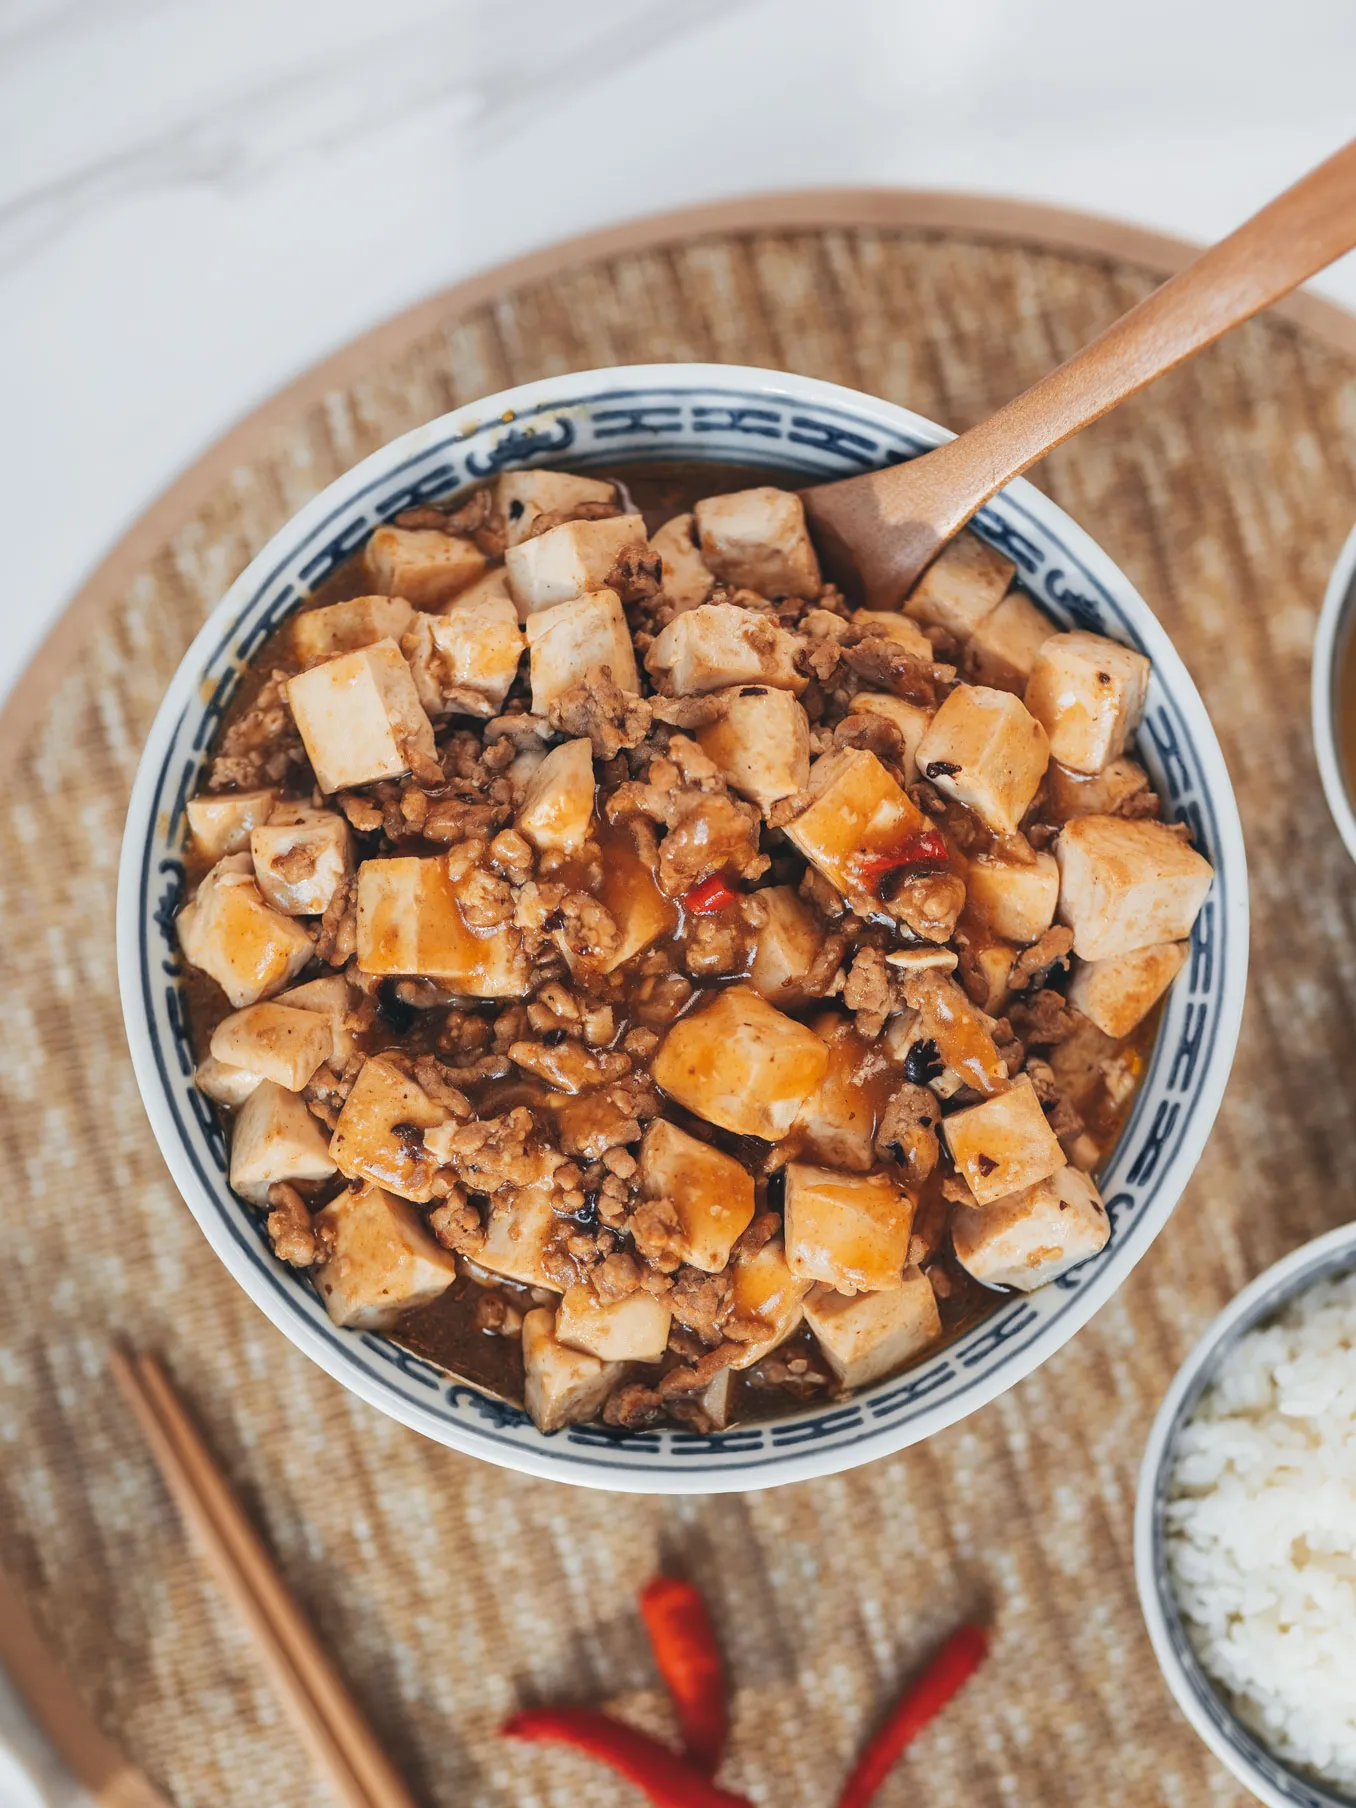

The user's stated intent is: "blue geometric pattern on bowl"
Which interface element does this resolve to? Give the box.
[124,370,1245,1488]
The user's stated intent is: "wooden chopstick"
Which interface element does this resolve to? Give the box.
[109,1348,416,1808]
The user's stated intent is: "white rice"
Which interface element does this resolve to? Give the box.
[1166,1270,1356,1790]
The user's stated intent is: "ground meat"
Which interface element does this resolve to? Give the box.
[683,912,753,977]
[211,672,307,789]
[841,635,946,706]
[628,1196,686,1273]
[888,871,967,943]
[430,1195,484,1255]
[422,796,508,845]
[1009,987,1079,1046]
[603,1383,666,1428]
[875,1083,940,1179]
[656,791,769,896]
[508,1039,618,1094]
[833,711,906,763]
[650,693,729,731]
[898,969,1007,1095]
[432,1108,558,1194]
[523,499,621,538]
[554,1086,647,1160]
[607,541,664,603]
[842,945,901,1038]
[1009,925,1075,991]
[547,669,653,759]
[667,1267,732,1343]
[592,1250,643,1301]
[265,1183,318,1267]
[312,874,356,966]
[473,1293,524,1337]
[457,866,516,929]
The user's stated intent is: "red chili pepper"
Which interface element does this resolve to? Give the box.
[503,1708,753,1808]
[639,1576,727,1774]
[683,874,738,915]
[836,1623,989,1808]
[857,828,950,889]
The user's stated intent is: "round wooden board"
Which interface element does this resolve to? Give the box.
[4,190,1356,1808]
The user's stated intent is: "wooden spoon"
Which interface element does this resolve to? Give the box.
[801,137,1356,608]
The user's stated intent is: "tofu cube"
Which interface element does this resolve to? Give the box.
[229,1080,336,1205]
[210,1002,333,1092]
[250,806,351,916]
[286,640,437,794]
[1024,631,1151,774]
[784,748,930,909]
[850,610,934,659]
[651,512,715,613]
[693,487,821,599]
[914,685,1049,836]
[943,1074,1066,1206]
[578,829,678,975]
[964,850,1059,945]
[356,856,528,995]
[475,1181,563,1290]
[638,1120,756,1273]
[1055,815,1213,960]
[291,595,414,667]
[522,1307,627,1431]
[784,1164,915,1292]
[792,1016,879,1172]
[277,973,356,1067]
[693,1365,734,1429]
[652,986,828,1142]
[1044,756,1154,823]
[505,514,646,617]
[747,885,824,1008]
[646,602,805,697]
[697,686,810,810]
[177,854,314,1007]
[804,1270,941,1388]
[186,788,276,861]
[401,591,525,720]
[725,1235,813,1368]
[905,530,1014,638]
[195,1054,263,1107]
[313,1181,456,1329]
[515,738,595,853]
[1068,940,1189,1038]
[496,469,615,547]
[329,1053,449,1203]
[365,525,486,608]
[962,591,1054,695]
[555,1282,672,1363]
[850,695,934,784]
[952,1165,1110,1292]
[526,590,639,713]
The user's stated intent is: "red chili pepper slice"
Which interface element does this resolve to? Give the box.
[836,1623,989,1808]
[503,1708,753,1808]
[683,874,738,915]
[639,1576,727,1774]
[856,828,950,889]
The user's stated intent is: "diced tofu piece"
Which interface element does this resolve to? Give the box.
[904,530,1014,637]
[962,591,1053,695]
[572,828,677,975]
[522,1307,627,1431]
[525,590,639,713]
[505,514,646,617]
[313,1181,456,1330]
[291,595,414,666]
[210,1002,332,1092]
[747,885,824,1008]
[1068,940,1189,1038]
[496,469,615,547]
[1055,815,1213,961]
[693,487,821,599]
[229,1080,336,1205]
[696,686,810,810]
[638,1120,756,1273]
[195,1054,262,1107]
[442,564,514,615]
[515,738,595,853]
[1024,631,1151,774]
[962,939,1018,1017]
[286,640,437,794]
[186,788,276,861]
[784,748,930,909]
[651,512,715,613]
[652,986,828,1142]
[277,973,356,1067]
[177,854,314,1007]
[850,695,934,784]
[365,525,486,608]
[329,1053,449,1203]
[475,1182,562,1291]
[914,685,1049,836]
[402,591,525,719]
[952,1165,1110,1292]
[793,1016,878,1172]
[355,856,527,995]
[250,806,351,916]
[725,1234,813,1368]
[944,1074,1066,1206]
[784,1164,914,1292]
[964,850,1059,945]
[555,1282,672,1363]
[645,602,805,697]
[693,1365,734,1430]
[804,1271,941,1387]
[1044,756,1155,823]
[850,610,934,659]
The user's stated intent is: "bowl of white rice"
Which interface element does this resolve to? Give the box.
[1137,1223,1356,1807]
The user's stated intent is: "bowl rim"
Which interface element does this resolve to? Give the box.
[116,360,1249,1493]
[1311,520,1356,866]
[1134,1221,1356,1808]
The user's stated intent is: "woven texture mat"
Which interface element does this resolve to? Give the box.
[5,203,1356,1808]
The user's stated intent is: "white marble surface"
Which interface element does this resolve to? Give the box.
[4,0,1356,710]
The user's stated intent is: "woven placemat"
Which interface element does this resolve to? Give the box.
[5,192,1356,1808]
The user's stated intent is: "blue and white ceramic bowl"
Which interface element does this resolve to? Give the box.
[116,364,1248,1494]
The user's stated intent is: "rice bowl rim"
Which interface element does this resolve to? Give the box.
[1136,1220,1356,1808]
